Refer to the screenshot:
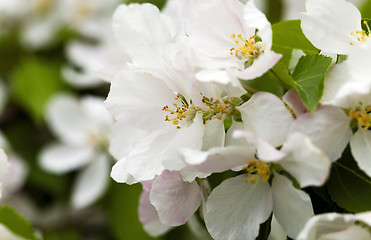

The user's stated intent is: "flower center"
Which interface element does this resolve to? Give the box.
[243,160,271,184]
[230,33,262,63]
[349,104,371,130]
[162,93,238,129]
[350,21,370,45]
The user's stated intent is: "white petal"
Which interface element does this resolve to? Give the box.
[321,225,371,240]
[243,0,272,47]
[112,3,175,56]
[71,154,109,209]
[201,118,225,150]
[280,132,331,187]
[108,122,149,160]
[296,213,371,240]
[184,0,246,59]
[300,0,361,54]
[111,116,204,184]
[350,128,371,177]
[105,70,175,130]
[0,149,8,179]
[0,224,26,240]
[235,130,287,162]
[39,144,94,174]
[237,92,294,147]
[272,173,314,238]
[180,145,255,174]
[139,188,172,236]
[268,215,287,240]
[150,171,201,226]
[205,175,273,240]
[236,50,282,80]
[289,106,352,162]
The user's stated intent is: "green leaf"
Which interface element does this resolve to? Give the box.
[290,55,332,112]
[0,206,39,240]
[11,57,69,124]
[107,181,160,240]
[328,148,371,213]
[241,68,285,97]
[272,20,318,65]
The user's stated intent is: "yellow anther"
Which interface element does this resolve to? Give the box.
[230,33,261,61]
[162,93,236,129]
[243,160,271,184]
[349,104,371,130]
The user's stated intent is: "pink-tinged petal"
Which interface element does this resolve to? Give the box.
[350,128,371,177]
[236,50,281,80]
[272,173,314,239]
[297,213,371,240]
[112,3,175,56]
[71,154,109,209]
[180,145,255,174]
[205,175,273,240]
[237,92,294,147]
[280,132,331,187]
[149,171,202,226]
[139,189,172,237]
[282,89,307,117]
[289,105,352,162]
[300,0,361,54]
[39,144,94,174]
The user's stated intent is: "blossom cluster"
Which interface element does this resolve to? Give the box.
[0,0,370,239]
[102,0,371,239]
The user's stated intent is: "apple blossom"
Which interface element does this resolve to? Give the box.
[39,94,113,209]
[300,0,368,55]
[184,0,281,81]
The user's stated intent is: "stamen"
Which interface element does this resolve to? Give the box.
[243,160,271,184]
[230,33,262,61]
[162,93,238,129]
[349,103,371,130]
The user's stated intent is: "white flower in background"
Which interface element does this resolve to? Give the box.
[184,0,281,81]
[63,19,130,88]
[0,132,27,200]
[0,80,7,114]
[180,92,331,240]
[0,148,9,199]
[39,94,113,209]
[297,212,371,240]
[20,0,120,49]
[300,0,369,55]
